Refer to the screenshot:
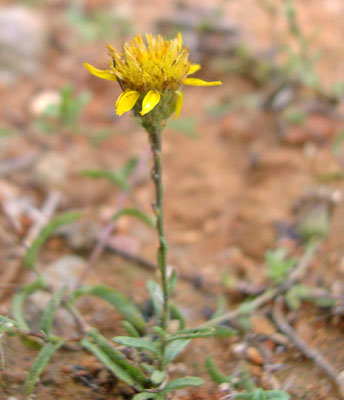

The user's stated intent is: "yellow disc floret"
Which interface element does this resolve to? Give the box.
[84,33,222,118]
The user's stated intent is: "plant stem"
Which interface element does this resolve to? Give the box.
[148,124,169,363]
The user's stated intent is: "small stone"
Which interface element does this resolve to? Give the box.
[246,347,264,365]
[247,364,263,377]
[33,152,67,190]
[251,314,276,336]
[0,6,48,84]
[232,343,246,358]
[30,91,61,117]
[41,255,87,290]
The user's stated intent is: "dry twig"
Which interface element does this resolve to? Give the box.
[272,297,344,399]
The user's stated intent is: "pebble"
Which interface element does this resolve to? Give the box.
[33,152,68,190]
[28,255,87,334]
[246,346,264,365]
[30,90,61,117]
[0,6,48,84]
[251,314,276,336]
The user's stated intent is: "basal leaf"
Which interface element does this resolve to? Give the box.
[72,285,145,332]
[24,211,82,269]
[40,286,67,336]
[163,376,204,391]
[24,341,64,394]
[113,208,155,228]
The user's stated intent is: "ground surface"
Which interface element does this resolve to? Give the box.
[1,0,344,399]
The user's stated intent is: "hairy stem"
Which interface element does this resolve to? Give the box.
[148,124,169,366]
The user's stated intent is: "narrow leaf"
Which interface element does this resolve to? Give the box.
[164,376,204,391]
[169,304,185,330]
[151,370,166,385]
[266,391,290,400]
[40,286,67,335]
[81,338,137,387]
[166,327,215,342]
[81,169,129,190]
[87,329,148,385]
[205,356,231,384]
[163,339,190,366]
[132,393,156,400]
[113,336,159,355]
[122,321,140,337]
[121,157,138,178]
[24,211,82,269]
[24,341,64,394]
[72,285,145,332]
[12,279,46,330]
[113,208,155,228]
[147,280,163,320]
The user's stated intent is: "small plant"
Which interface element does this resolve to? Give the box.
[265,248,296,284]
[34,84,91,134]
[206,357,290,400]
[0,33,224,399]
[66,3,133,43]
[83,32,222,400]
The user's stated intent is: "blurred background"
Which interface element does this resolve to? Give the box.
[1,0,344,399]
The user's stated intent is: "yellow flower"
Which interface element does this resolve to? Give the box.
[84,33,221,119]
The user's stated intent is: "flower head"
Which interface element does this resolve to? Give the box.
[84,33,221,120]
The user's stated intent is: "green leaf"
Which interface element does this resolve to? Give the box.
[113,336,159,355]
[213,325,236,337]
[39,286,67,336]
[152,326,166,338]
[147,280,163,320]
[81,168,129,190]
[265,248,296,284]
[24,212,82,269]
[205,356,231,384]
[151,370,166,385]
[169,303,185,330]
[122,321,140,338]
[24,341,64,394]
[72,285,145,333]
[87,329,148,385]
[163,339,190,366]
[12,278,46,330]
[166,327,215,342]
[285,284,310,310]
[113,208,155,228]
[121,157,138,178]
[266,391,290,400]
[167,117,198,139]
[168,269,177,294]
[132,393,156,400]
[81,338,138,387]
[163,376,204,391]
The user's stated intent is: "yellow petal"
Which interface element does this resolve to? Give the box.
[183,78,222,86]
[84,63,117,81]
[188,64,201,75]
[174,90,183,119]
[140,90,161,115]
[115,90,140,116]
